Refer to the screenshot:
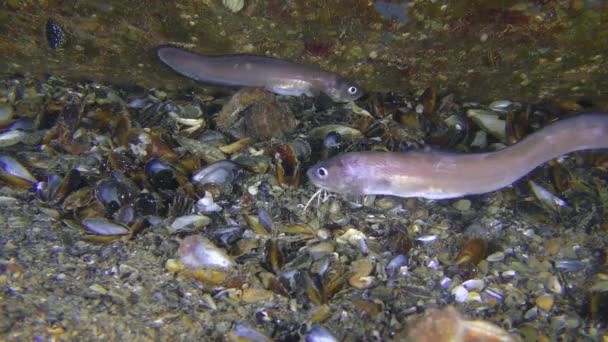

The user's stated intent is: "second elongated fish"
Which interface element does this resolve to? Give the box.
[307,113,608,199]
[156,45,362,103]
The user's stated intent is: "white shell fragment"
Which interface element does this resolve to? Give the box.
[169,214,211,234]
[488,100,514,113]
[306,324,338,342]
[336,228,366,246]
[546,275,563,295]
[0,130,26,147]
[452,285,469,303]
[462,279,486,291]
[466,108,506,141]
[415,235,437,242]
[179,235,234,270]
[82,218,130,235]
[195,191,222,213]
[486,251,505,262]
[222,0,245,13]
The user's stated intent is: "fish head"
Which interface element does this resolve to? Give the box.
[306,153,366,195]
[325,78,363,103]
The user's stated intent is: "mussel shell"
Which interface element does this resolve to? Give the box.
[192,160,241,186]
[0,155,37,186]
[209,225,244,247]
[133,192,162,216]
[268,144,302,186]
[82,218,130,235]
[455,238,487,265]
[94,173,139,212]
[6,118,34,131]
[36,174,62,202]
[145,158,179,190]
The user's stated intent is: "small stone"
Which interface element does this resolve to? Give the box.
[89,284,108,295]
[536,295,554,311]
[452,285,468,303]
[241,288,274,303]
[348,258,375,289]
[452,199,471,211]
[374,196,401,210]
[165,259,185,273]
[336,228,367,246]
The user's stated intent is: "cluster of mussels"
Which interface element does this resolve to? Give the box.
[1,74,607,340]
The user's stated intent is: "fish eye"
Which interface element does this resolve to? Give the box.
[317,167,328,178]
[348,86,358,95]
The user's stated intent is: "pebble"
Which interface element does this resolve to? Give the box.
[536,295,554,311]
[452,199,471,211]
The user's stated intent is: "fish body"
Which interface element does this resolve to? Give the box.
[156,46,362,103]
[307,113,608,199]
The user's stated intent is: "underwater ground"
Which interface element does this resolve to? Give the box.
[0,1,607,341]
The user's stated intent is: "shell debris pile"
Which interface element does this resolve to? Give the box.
[0,75,606,340]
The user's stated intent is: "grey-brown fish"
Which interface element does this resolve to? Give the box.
[156,45,362,103]
[307,113,608,199]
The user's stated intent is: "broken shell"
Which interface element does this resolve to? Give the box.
[264,239,284,274]
[529,180,567,212]
[546,275,563,295]
[467,109,506,141]
[455,238,487,265]
[486,251,505,262]
[267,140,310,186]
[462,279,485,291]
[192,160,241,186]
[180,268,229,285]
[348,258,375,289]
[145,159,179,190]
[489,100,514,113]
[194,191,222,213]
[218,138,251,154]
[232,155,270,174]
[175,136,226,163]
[505,109,529,144]
[228,324,272,342]
[305,324,338,342]
[240,288,274,304]
[406,306,521,341]
[310,124,362,141]
[336,228,367,246]
[94,174,138,211]
[169,214,211,234]
[82,218,130,235]
[386,255,408,275]
[222,0,245,13]
[179,235,234,270]
[0,130,27,147]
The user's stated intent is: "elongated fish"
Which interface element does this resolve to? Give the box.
[156,45,362,103]
[307,113,608,199]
